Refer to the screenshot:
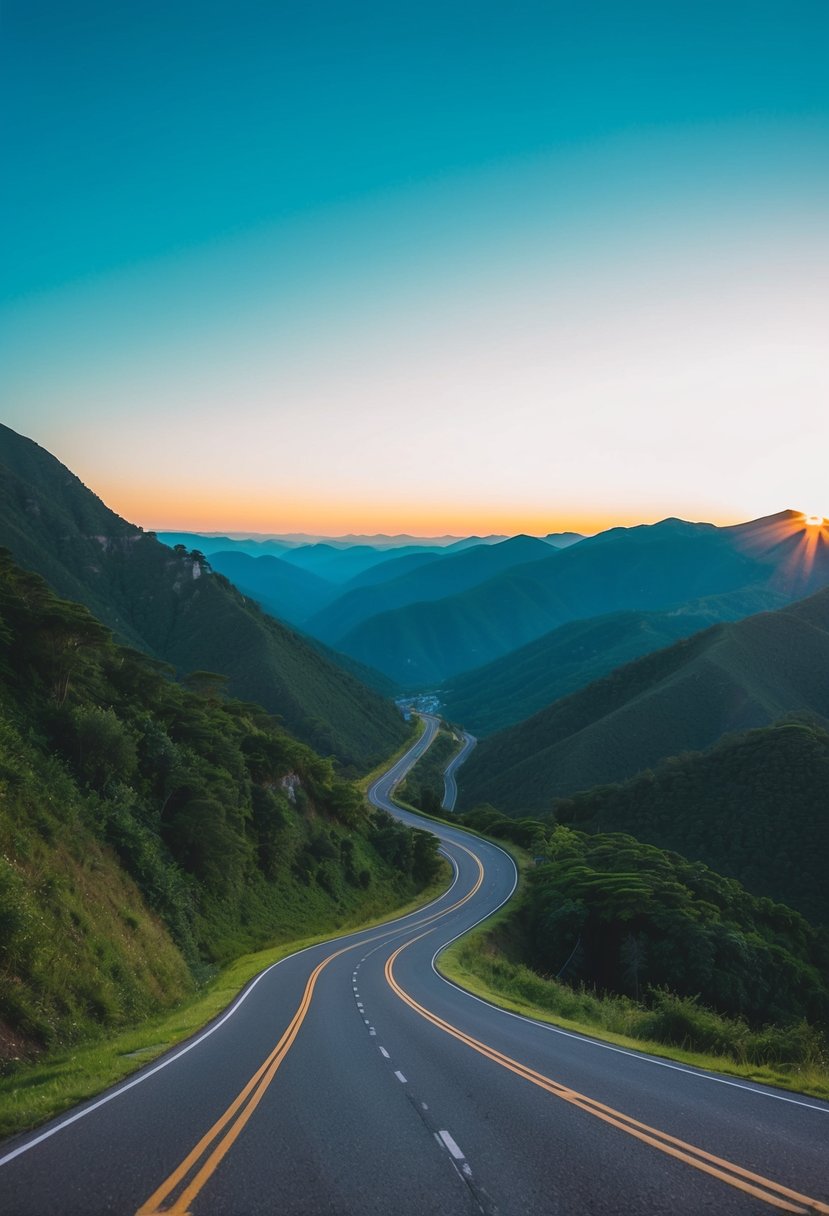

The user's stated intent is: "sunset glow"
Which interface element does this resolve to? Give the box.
[2,4,827,536]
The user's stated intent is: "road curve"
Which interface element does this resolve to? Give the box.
[1,715,827,1215]
[442,729,477,811]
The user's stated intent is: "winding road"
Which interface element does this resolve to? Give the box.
[1,715,827,1214]
[442,728,477,811]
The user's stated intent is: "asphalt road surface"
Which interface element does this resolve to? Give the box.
[1,715,827,1215]
[442,729,476,811]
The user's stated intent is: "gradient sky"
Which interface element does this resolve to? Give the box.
[2,1,828,535]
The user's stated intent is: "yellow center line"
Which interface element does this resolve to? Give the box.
[135,842,483,1215]
[384,864,829,1216]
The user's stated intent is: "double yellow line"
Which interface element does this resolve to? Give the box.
[136,850,483,1215]
[385,932,829,1215]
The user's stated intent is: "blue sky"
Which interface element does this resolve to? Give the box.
[2,1,828,533]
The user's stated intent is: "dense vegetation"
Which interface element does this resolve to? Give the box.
[330,512,829,687]
[459,809,829,1040]
[552,719,829,925]
[397,727,465,815]
[0,553,440,1057]
[459,586,829,814]
[442,606,745,736]
[0,423,408,771]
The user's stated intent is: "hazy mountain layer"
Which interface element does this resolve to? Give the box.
[335,512,829,686]
[308,534,555,645]
[205,549,337,624]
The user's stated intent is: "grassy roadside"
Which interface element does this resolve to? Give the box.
[0,863,450,1140]
[437,916,829,1102]
[355,714,425,794]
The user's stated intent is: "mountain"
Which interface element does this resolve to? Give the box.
[441,588,788,736]
[458,584,829,815]
[340,548,456,591]
[553,718,829,926]
[279,541,449,583]
[0,424,408,771]
[204,550,337,625]
[0,552,438,1059]
[157,532,293,558]
[307,534,557,650]
[543,532,584,548]
[332,512,829,686]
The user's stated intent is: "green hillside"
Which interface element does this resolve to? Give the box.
[0,553,439,1058]
[307,534,554,645]
[552,719,829,925]
[334,513,829,687]
[0,424,408,772]
[441,593,786,736]
[459,587,829,814]
[456,810,829,1044]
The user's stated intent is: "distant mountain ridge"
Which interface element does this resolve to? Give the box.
[0,424,408,771]
[307,534,556,646]
[331,511,829,686]
[458,582,829,815]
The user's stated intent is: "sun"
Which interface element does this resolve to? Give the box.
[804,513,826,527]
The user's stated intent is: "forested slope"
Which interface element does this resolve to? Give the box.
[552,719,829,925]
[0,424,408,771]
[0,553,439,1058]
[459,587,829,814]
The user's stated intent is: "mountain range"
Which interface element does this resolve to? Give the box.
[319,512,829,687]
[458,583,829,815]
[0,424,407,772]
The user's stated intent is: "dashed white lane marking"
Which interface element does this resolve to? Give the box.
[364,1018,370,1024]
[379,1047,390,1059]
[421,1102,429,1111]
[394,1071,407,1083]
[438,1130,465,1161]
[357,1002,364,1009]
[369,1028,376,1036]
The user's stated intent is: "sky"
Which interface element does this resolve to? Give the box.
[2,1,828,536]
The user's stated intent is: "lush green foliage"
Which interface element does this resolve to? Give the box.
[0,423,408,772]
[0,553,440,1057]
[397,727,465,814]
[458,810,829,1033]
[460,586,829,814]
[552,719,829,925]
[445,933,828,1089]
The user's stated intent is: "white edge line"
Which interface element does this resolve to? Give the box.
[426,840,829,1115]
[384,716,829,1117]
[0,749,462,1170]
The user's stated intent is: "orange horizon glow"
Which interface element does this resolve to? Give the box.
[98,481,757,541]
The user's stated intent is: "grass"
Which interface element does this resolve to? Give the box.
[355,714,425,795]
[438,919,829,1102]
[0,864,450,1139]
